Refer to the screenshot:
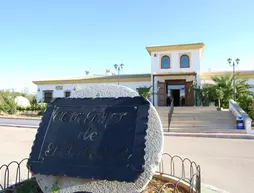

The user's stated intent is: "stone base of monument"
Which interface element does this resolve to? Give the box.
[2,173,197,193]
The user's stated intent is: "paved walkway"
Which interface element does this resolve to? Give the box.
[164,136,254,193]
[164,131,254,139]
[1,126,254,192]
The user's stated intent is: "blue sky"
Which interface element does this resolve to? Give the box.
[0,0,253,92]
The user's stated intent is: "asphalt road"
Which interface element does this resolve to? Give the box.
[1,126,254,193]
[0,117,39,127]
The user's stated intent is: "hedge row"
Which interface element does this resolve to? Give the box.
[16,103,47,115]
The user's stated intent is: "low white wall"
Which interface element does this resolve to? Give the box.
[37,81,151,103]
[229,99,253,134]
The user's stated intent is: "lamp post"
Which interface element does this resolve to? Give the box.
[114,64,124,85]
[227,58,240,101]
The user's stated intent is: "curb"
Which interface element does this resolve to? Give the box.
[164,132,254,139]
[0,124,38,129]
[1,124,254,140]
[202,184,229,193]
[0,116,41,121]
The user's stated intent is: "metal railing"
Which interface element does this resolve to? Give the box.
[142,153,201,193]
[0,158,32,191]
[0,154,201,193]
[168,99,174,132]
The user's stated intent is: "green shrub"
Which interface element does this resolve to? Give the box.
[199,75,253,109]
[0,95,17,114]
[15,178,41,193]
[26,95,37,105]
[249,104,254,120]
[35,104,41,111]
[16,105,44,114]
[19,106,27,112]
[38,103,47,115]
[136,86,152,99]
[51,180,60,193]
[25,106,31,111]
[31,105,35,111]
[238,95,254,120]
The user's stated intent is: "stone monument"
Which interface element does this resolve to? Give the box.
[27,85,163,193]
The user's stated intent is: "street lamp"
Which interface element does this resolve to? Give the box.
[114,64,124,85]
[227,58,240,101]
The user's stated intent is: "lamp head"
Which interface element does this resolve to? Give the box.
[227,58,232,64]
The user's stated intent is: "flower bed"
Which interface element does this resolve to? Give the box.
[143,173,196,193]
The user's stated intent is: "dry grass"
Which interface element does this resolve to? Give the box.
[143,176,189,193]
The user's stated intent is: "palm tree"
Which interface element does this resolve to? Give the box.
[214,87,224,109]
[211,74,253,108]
[201,83,216,104]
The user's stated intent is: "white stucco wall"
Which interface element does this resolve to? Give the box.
[150,48,202,88]
[36,81,151,102]
[151,49,201,73]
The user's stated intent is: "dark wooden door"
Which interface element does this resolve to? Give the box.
[157,82,166,106]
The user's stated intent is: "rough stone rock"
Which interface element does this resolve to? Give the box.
[35,84,164,193]
[14,96,31,107]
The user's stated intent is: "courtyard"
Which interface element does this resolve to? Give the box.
[0,126,254,192]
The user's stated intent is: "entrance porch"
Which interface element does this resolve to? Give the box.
[151,72,198,107]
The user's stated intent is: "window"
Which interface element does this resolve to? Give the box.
[43,91,53,103]
[64,91,71,98]
[161,55,170,69]
[180,54,190,68]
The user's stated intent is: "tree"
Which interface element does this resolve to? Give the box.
[201,83,216,103]
[211,75,233,108]
[208,74,254,118]
[26,95,37,105]
[199,75,253,111]
[136,86,152,99]
[211,74,253,108]
[214,87,224,108]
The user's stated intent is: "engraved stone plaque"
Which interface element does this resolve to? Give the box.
[27,97,149,182]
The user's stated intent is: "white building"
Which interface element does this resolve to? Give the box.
[34,74,151,104]
[33,42,254,107]
[147,43,204,106]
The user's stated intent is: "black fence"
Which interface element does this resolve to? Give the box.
[0,154,201,193]
[142,153,201,193]
[0,158,32,191]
